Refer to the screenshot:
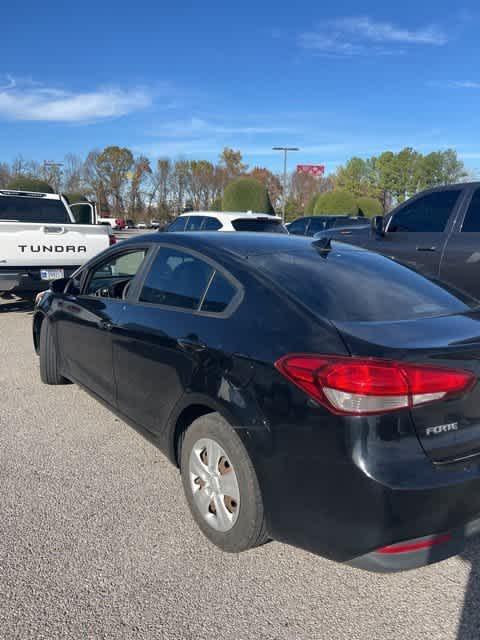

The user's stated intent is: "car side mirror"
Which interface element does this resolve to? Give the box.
[50,277,70,293]
[372,216,385,237]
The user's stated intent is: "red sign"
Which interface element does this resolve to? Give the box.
[297,164,325,177]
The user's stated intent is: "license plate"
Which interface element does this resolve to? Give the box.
[40,269,64,281]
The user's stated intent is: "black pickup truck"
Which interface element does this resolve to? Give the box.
[316,182,480,300]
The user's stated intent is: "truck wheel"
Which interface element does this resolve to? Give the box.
[180,412,268,553]
[39,320,68,385]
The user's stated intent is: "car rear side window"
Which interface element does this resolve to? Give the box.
[462,189,480,232]
[168,217,188,231]
[388,190,460,233]
[200,272,236,313]
[140,247,213,310]
[203,216,222,230]
[250,249,476,322]
[0,196,70,223]
[231,218,286,233]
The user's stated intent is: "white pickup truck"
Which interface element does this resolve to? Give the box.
[0,189,113,298]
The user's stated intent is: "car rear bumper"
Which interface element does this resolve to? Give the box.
[0,267,79,294]
[348,517,480,572]
[245,406,480,572]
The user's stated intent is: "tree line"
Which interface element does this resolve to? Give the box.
[0,145,471,222]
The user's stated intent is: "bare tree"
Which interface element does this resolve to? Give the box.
[128,156,151,217]
[63,154,85,193]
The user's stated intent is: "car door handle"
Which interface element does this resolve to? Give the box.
[99,320,113,331]
[177,338,207,353]
[416,246,437,252]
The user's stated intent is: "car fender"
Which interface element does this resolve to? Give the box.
[164,390,273,466]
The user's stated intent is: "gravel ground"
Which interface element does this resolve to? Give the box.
[1,298,480,640]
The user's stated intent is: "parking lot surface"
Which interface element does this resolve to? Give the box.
[1,299,480,640]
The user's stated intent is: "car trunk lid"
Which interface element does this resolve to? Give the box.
[333,312,480,464]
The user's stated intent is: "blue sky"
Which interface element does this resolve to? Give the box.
[1,0,480,174]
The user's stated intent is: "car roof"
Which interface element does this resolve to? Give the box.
[179,211,281,221]
[123,230,342,258]
[0,189,61,200]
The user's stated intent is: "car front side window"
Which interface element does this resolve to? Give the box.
[167,217,188,232]
[84,249,148,298]
[139,247,214,310]
[462,189,480,232]
[388,190,461,233]
[287,218,308,235]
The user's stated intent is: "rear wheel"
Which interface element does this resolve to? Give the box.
[180,413,268,553]
[39,319,68,385]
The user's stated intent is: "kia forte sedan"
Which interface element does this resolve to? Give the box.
[33,233,480,572]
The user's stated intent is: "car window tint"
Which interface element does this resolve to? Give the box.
[250,249,477,322]
[203,216,222,230]
[462,189,480,232]
[185,216,204,231]
[201,272,236,313]
[168,216,188,231]
[0,196,70,223]
[85,250,147,296]
[308,218,328,233]
[231,218,286,233]
[389,190,460,233]
[287,218,308,235]
[140,247,213,310]
[338,218,369,227]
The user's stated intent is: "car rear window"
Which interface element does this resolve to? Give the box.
[250,248,477,322]
[231,218,286,233]
[0,196,70,223]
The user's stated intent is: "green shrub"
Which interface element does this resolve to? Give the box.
[314,190,359,215]
[222,177,274,214]
[7,177,54,193]
[210,196,223,211]
[357,196,383,218]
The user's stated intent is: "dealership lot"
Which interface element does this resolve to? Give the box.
[1,300,480,640]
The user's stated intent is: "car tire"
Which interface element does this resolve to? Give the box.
[39,319,68,385]
[180,412,268,553]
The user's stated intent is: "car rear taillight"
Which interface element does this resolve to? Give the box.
[109,234,117,246]
[274,355,476,416]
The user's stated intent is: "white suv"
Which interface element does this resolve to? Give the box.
[165,211,287,233]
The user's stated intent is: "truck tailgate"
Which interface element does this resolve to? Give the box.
[0,222,109,267]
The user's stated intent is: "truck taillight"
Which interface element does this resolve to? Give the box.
[109,234,117,246]
[275,355,476,416]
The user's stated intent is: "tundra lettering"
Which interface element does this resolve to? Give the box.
[18,245,87,253]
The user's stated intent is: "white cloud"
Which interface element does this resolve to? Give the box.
[449,81,480,89]
[0,76,152,122]
[334,17,447,45]
[150,117,296,137]
[136,138,349,158]
[299,16,447,56]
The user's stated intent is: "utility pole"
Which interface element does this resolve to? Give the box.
[43,161,64,193]
[272,146,299,222]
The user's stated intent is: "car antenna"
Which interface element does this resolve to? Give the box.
[312,237,332,253]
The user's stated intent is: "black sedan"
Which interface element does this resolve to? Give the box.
[33,233,480,572]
